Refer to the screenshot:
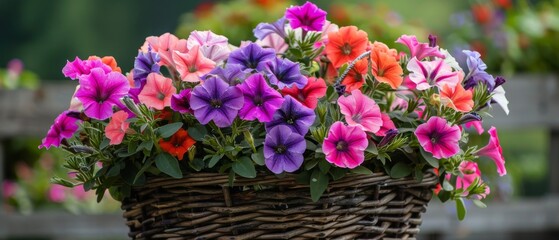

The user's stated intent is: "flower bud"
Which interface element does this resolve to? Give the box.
[121,96,142,117]
[457,112,482,125]
[429,94,441,106]
[378,129,399,147]
[243,130,256,153]
[188,145,197,162]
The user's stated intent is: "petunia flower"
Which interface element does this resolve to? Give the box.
[159,128,196,161]
[227,43,276,72]
[477,127,506,176]
[39,111,81,149]
[254,17,287,40]
[88,56,122,73]
[461,50,495,91]
[171,89,193,114]
[455,161,489,199]
[440,83,474,112]
[415,117,461,159]
[133,48,161,87]
[371,46,403,89]
[138,73,176,110]
[326,26,369,68]
[492,85,509,115]
[370,41,399,60]
[142,33,188,68]
[105,110,130,145]
[264,125,306,174]
[62,57,112,80]
[237,73,284,122]
[202,64,248,86]
[186,30,231,64]
[173,45,216,82]
[376,113,396,137]
[255,34,288,54]
[265,95,315,135]
[407,57,460,90]
[338,90,383,133]
[75,68,130,120]
[281,76,327,109]
[396,35,445,60]
[341,58,367,92]
[285,1,327,32]
[265,57,307,89]
[190,76,244,128]
[322,121,368,169]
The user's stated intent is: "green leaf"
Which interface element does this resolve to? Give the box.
[99,138,110,150]
[310,169,329,202]
[305,158,319,170]
[350,166,374,175]
[106,164,122,177]
[329,167,347,181]
[414,167,424,182]
[50,177,76,188]
[438,190,451,202]
[455,198,467,220]
[420,147,439,168]
[134,159,154,184]
[188,124,208,141]
[390,162,413,178]
[472,199,487,208]
[251,149,265,166]
[138,141,153,152]
[189,158,204,171]
[318,159,331,173]
[232,156,256,178]
[365,141,378,155]
[208,154,224,168]
[155,152,183,178]
[156,122,183,138]
[442,180,454,191]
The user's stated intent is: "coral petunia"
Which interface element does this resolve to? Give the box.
[415,117,461,159]
[477,127,506,176]
[173,45,216,82]
[138,73,176,110]
[158,128,196,161]
[326,26,369,68]
[440,83,474,112]
[370,46,403,89]
[341,58,367,92]
[281,76,327,109]
[322,121,368,169]
[237,73,284,122]
[105,110,130,145]
[338,90,383,133]
[142,33,188,68]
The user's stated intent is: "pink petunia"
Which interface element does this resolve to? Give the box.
[477,127,506,176]
[396,35,445,60]
[407,57,460,90]
[138,73,176,110]
[415,117,461,159]
[322,121,368,169]
[142,33,188,68]
[465,120,484,134]
[338,90,383,133]
[48,184,66,203]
[172,45,216,82]
[256,34,288,54]
[376,113,396,137]
[105,110,130,145]
[454,161,490,199]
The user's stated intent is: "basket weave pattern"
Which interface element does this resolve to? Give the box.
[122,172,437,239]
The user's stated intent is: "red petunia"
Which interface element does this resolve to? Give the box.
[281,77,327,109]
[159,128,196,161]
[341,58,367,92]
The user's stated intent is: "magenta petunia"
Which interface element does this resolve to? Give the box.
[455,161,490,199]
[39,111,81,149]
[477,127,506,176]
[237,73,284,122]
[171,89,193,114]
[338,90,383,134]
[415,117,461,159]
[407,57,460,91]
[285,1,327,32]
[62,57,112,80]
[396,35,445,60]
[376,113,396,137]
[322,121,368,169]
[75,68,130,120]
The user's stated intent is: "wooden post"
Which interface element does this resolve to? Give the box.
[550,129,559,195]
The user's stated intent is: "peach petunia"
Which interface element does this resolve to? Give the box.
[88,56,122,73]
[370,46,403,89]
[369,41,398,60]
[440,83,474,112]
[105,110,130,145]
[138,73,176,110]
[172,45,216,82]
[341,58,367,92]
[326,26,368,68]
[142,33,188,68]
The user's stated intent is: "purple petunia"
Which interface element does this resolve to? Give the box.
[237,73,284,122]
[202,64,248,86]
[171,89,193,114]
[462,50,495,91]
[265,57,307,89]
[285,1,327,32]
[133,48,160,87]
[62,57,112,80]
[227,43,276,72]
[190,76,244,127]
[265,95,315,135]
[264,125,306,174]
[254,17,287,40]
[39,111,81,149]
[75,68,130,120]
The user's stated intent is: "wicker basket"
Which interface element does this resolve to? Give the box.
[122,171,438,240]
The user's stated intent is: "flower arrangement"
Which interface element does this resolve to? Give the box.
[41,1,509,220]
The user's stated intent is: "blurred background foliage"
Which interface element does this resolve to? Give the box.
[0,0,554,213]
